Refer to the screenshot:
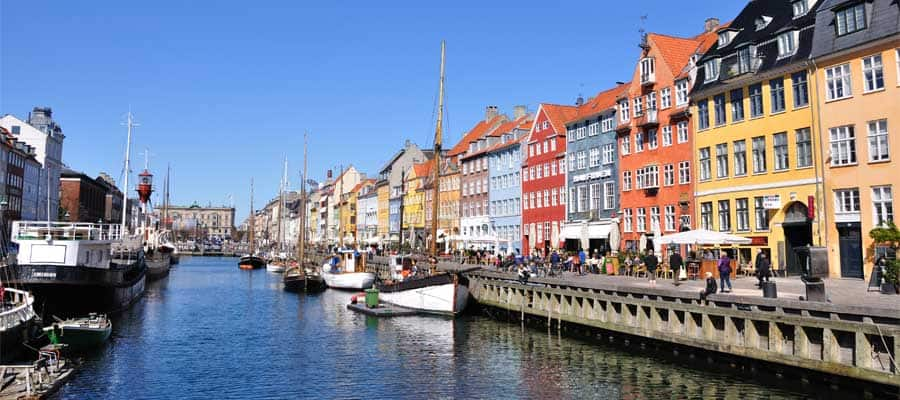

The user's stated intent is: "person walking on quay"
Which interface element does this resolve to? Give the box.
[718,251,733,293]
[755,251,771,288]
[643,249,659,287]
[669,249,683,287]
[578,248,587,276]
[700,271,718,301]
[550,249,560,275]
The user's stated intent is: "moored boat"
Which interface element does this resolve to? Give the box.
[5,221,146,317]
[239,255,265,270]
[0,287,39,362]
[283,266,326,293]
[321,250,375,290]
[266,260,286,273]
[44,313,112,350]
[145,252,171,281]
[376,255,469,316]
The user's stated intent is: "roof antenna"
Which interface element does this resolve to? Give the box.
[639,14,650,50]
[576,83,585,106]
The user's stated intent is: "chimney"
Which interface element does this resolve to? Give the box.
[513,105,527,119]
[704,17,720,33]
[404,139,411,148]
[326,169,333,179]
[575,96,585,106]
[28,107,54,133]
[484,105,499,121]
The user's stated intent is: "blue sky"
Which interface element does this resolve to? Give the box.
[1,0,744,221]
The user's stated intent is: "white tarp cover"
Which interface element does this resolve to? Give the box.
[656,229,752,245]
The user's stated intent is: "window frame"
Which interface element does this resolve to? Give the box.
[867,119,890,163]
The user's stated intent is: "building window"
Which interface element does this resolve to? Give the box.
[777,31,797,58]
[704,59,720,82]
[868,119,890,162]
[662,126,672,147]
[578,186,589,212]
[792,0,808,17]
[551,188,557,206]
[664,164,674,186]
[664,205,676,232]
[697,99,710,130]
[623,208,632,232]
[589,148,601,167]
[733,139,747,176]
[634,97,643,117]
[872,186,894,227]
[714,94,726,126]
[796,128,813,168]
[661,87,671,109]
[737,46,753,75]
[700,202,713,230]
[619,100,630,122]
[621,135,631,155]
[569,188,576,209]
[636,208,646,232]
[736,198,750,232]
[730,89,744,122]
[647,129,658,149]
[754,197,769,230]
[830,125,857,166]
[770,78,785,113]
[752,136,767,173]
[678,161,691,184]
[648,92,657,111]
[623,170,632,191]
[862,54,885,92]
[749,83,764,117]
[650,206,660,231]
[577,151,587,170]
[589,183,601,210]
[601,115,614,132]
[588,122,599,136]
[826,64,852,100]
[835,188,861,214]
[718,200,731,232]
[677,121,688,143]
[792,71,809,108]
[716,143,729,178]
[559,159,565,175]
[640,57,655,84]
[643,165,659,188]
[602,144,614,164]
[603,181,614,210]
[676,80,689,106]
[774,132,789,170]
[835,3,866,36]
[699,147,711,181]
[635,132,644,152]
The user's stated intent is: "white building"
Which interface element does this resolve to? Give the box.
[0,107,66,221]
[356,185,378,244]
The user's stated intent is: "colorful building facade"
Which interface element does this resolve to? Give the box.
[522,103,577,255]
[691,0,823,274]
[810,0,899,278]
[487,114,532,254]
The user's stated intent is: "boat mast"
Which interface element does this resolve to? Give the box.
[121,111,136,234]
[249,178,255,255]
[337,164,343,248]
[163,164,170,230]
[278,156,286,256]
[430,41,445,258]
[297,133,308,263]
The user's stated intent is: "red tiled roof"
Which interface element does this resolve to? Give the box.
[461,115,534,158]
[648,33,706,79]
[350,179,375,193]
[567,82,631,123]
[539,103,579,136]
[447,114,508,157]
[412,159,435,178]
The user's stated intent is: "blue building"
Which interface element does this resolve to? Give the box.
[487,113,531,254]
[561,86,627,253]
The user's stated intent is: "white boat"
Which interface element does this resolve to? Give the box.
[0,287,38,362]
[376,255,468,316]
[321,250,375,290]
[266,263,286,273]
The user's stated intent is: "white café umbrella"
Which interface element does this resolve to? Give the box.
[639,233,647,252]
[609,221,621,253]
[580,222,589,251]
[652,221,662,256]
[551,223,559,249]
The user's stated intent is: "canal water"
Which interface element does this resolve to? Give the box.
[54,256,819,399]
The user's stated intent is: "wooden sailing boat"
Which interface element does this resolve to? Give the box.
[374,41,469,316]
[267,158,289,273]
[239,178,265,269]
[284,133,325,292]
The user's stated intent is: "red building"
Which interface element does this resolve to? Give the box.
[616,23,721,252]
[521,103,577,256]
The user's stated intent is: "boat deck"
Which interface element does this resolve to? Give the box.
[346,302,421,317]
[0,358,76,399]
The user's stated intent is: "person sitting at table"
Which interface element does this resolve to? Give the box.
[700,272,717,301]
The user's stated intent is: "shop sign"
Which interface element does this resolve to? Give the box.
[762,195,781,210]
[572,169,611,183]
[749,236,768,246]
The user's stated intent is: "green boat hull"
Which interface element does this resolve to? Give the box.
[51,326,112,350]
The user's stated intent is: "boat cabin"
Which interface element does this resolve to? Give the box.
[331,249,366,273]
[11,221,122,269]
[390,255,419,281]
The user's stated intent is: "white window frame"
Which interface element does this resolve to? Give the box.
[776,31,798,59]
[704,58,720,82]
[830,125,857,166]
[872,186,894,227]
[660,87,671,109]
[623,208,632,232]
[589,183,601,211]
[621,135,631,155]
[619,100,630,122]
[662,125,672,147]
[677,121,689,143]
[647,129,658,149]
[825,63,852,100]
[623,170,632,191]
[636,208,646,232]
[862,54,885,93]
[603,181,614,210]
[678,161,691,184]
[675,80,689,106]
[602,144,614,165]
[868,119,890,162]
[589,148,601,168]
[663,164,674,186]
[664,205,676,232]
[834,188,861,215]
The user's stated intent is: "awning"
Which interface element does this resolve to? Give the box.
[560,224,581,240]
[587,224,612,238]
[561,222,612,239]
[657,229,752,245]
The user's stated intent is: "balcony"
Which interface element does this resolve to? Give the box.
[636,109,658,128]
[640,72,656,87]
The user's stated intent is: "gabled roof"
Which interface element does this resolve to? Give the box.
[350,178,375,194]
[447,114,507,157]
[464,115,534,158]
[567,83,630,124]
[538,103,579,137]
[412,159,435,178]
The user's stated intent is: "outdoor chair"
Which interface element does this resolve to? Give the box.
[658,265,674,280]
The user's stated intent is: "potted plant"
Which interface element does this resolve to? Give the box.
[869,222,899,294]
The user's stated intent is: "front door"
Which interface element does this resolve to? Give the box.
[837,223,864,278]
[782,202,813,276]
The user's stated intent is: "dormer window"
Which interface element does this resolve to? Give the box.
[717,31,735,47]
[755,15,773,31]
[835,3,866,36]
[792,0,809,17]
[777,30,799,58]
[704,58,721,82]
[640,57,656,85]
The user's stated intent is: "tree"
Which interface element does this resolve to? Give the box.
[870,222,899,288]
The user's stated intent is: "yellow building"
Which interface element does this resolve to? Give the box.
[423,160,460,253]
[809,2,900,279]
[401,161,430,246]
[376,183,390,239]
[690,4,823,275]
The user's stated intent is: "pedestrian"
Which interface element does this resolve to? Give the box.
[669,249,683,286]
[700,272,717,301]
[755,251,771,288]
[718,251,732,293]
[517,263,530,284]
[643,249,659,287]
[550,249,560,275]
[578,248,587,276]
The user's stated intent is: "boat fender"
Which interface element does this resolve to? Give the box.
[350,292,366,304]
